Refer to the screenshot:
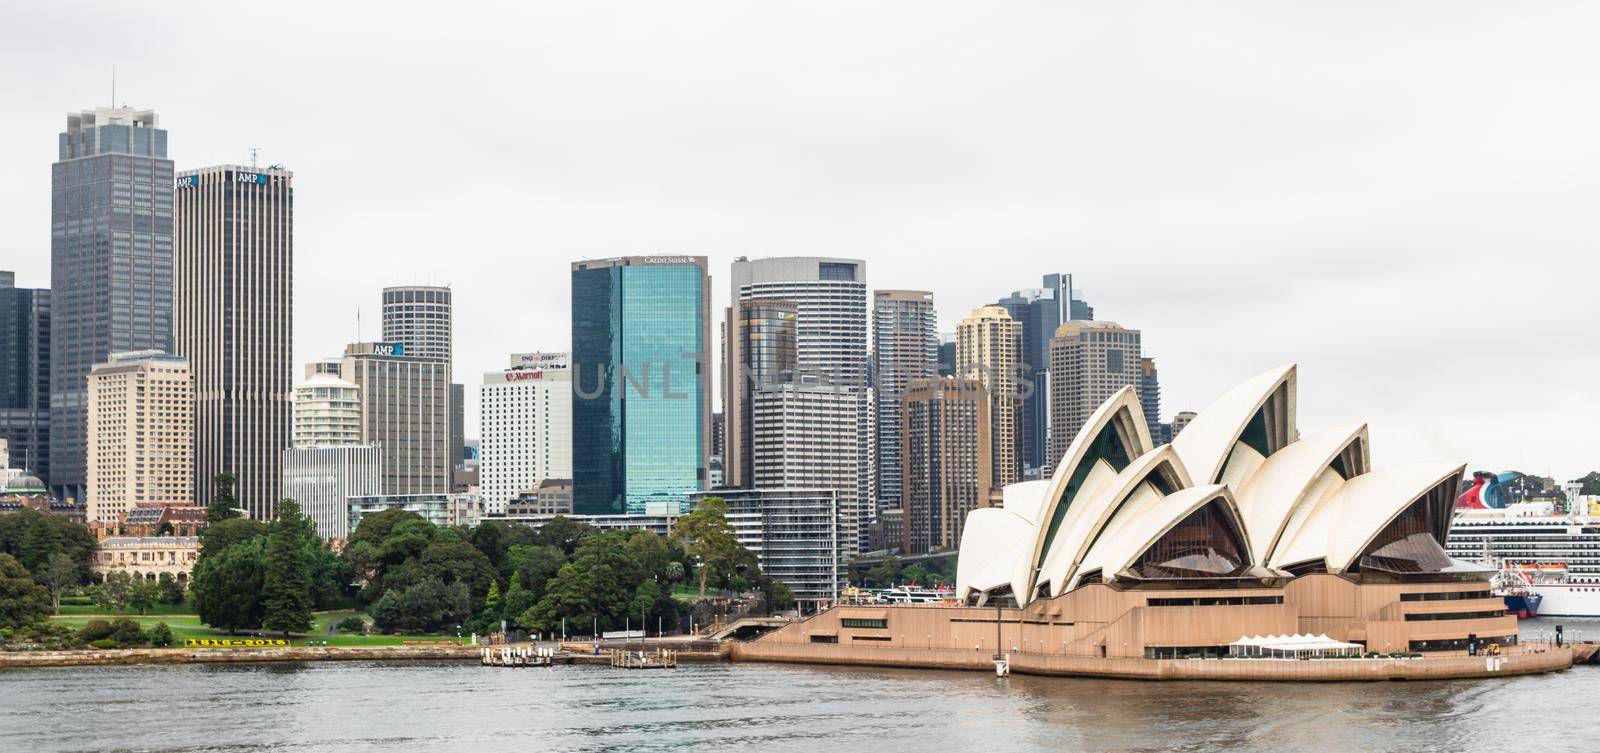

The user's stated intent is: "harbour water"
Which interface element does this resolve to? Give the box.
[2,619,1595,753]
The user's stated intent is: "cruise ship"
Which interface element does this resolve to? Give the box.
[1446,472,1600,617]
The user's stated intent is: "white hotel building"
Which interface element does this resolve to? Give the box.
[480,353,572,515]
[281,369,381,539]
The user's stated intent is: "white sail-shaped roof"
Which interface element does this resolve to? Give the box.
[1010,386,1150,601]
[1233,423,1368,567]
[1036,445,1192,598]
[1272,462,1465,573]
[955,507,1034,604]
[1171,364,1297,487]
[951,362,1471,607]
[1073,484,1252,588]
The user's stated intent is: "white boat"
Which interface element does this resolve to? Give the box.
[877,586,952,604]
[1446,497,1600,617]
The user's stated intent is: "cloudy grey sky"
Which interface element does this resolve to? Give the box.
[2,2,1595,479]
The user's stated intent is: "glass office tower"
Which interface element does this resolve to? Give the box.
[571,257,710,515]
[50,107,174,501]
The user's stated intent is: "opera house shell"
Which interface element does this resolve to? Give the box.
[736,365,1562,678]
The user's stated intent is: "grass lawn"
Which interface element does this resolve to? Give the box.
[45,613,459,648]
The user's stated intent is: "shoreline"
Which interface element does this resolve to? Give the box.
[728,642,1590,682]
[0,644,482,669]
[0,642,732,670]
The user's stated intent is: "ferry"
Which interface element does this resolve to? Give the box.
[1446,473,1600,618]
[877,585,954,604]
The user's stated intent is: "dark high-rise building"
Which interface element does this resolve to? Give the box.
[50,107,174,502]
[175,165,294,520]
[571,256,710,515]
[1139,357,1166,444]
[0,272,50,479]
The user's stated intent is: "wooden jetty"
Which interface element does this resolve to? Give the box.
[482,646,555,668]
[609,648,678,669]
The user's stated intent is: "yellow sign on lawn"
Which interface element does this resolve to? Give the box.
[185,638,291,647]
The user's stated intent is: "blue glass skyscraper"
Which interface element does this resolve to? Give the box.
[571,256,710,515]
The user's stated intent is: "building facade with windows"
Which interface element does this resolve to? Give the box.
[480,353,572,515]
[570,256,710,515]
[0,272,49,484]
[1047,320,1142,472]
[337,342,451,496]
[86,352,192,523]
[956,305,1023,490]
[689,488,844,610]
[50,107,175,502]
[871,290,937,517]
[175,164,294,520]
[902,378,991,555]
[728,257,871,551]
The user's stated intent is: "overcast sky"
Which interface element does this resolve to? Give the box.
[2,2,1595,480]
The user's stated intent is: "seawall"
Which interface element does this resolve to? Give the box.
[728,642,1577,681]
[0,644,481,669]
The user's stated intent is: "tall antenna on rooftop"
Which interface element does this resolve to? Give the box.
[111,64,116,108]
[249,147,260,168]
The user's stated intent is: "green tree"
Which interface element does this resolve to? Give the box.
[95,572,134,614]
[156,572,185,605]
[192,539,266,633]
[533,516,596,556]
[482,579,501,618]
[261,499,314,636]
[200,518,268,560]
[0,553,50,629]
[129,577,158,616]
[35,552,79,614]
[17,516,60,572]
[501,571,536,629]
[205,472,243,524]
[0,510,97,577]
[149,621,174,647]
[759,578,795,614]
[671,498,742,597]
[519,531,641,631]
[370,577,472,634]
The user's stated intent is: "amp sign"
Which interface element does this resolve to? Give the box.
[372,343,405,357]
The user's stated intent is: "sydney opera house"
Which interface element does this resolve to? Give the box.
[736,365,1580,679]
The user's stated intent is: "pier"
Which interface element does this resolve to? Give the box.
[608,648,678,669]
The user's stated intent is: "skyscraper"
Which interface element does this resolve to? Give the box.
[86,351,192,523]
[1047,320,1142,470]
[50,107,174,501]
[956,305,1023,489]
[871,290,937,514]
[175,164,293,520]
[290,373,362,447]
[571,256,710,515]
[380,285,461,465]
[997,273,1092,478]
[338,342,452,495]
[381,286,452,362]
[721,298,797,488]
[728,257,871,550]
[480,352,572,515]
[0,272,49,481]
[750,380,862,556]
[902,378,990,555]
[1139,356,1166,444]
